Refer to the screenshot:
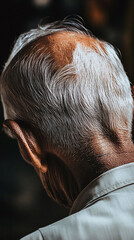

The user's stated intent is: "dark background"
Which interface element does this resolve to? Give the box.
[0,0,134,239]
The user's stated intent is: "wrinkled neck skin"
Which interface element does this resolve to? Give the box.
[40,131,134,209]
[68,132,134,193]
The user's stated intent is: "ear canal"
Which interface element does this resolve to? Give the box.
[3,119,47,173]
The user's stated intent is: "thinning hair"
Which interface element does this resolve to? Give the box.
[0,18,133,159]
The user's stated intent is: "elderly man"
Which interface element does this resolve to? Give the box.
[1,19,134,239]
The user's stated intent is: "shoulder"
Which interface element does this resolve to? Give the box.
[21,187,134,240]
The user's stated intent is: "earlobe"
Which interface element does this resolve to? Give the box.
[3,119,47,173]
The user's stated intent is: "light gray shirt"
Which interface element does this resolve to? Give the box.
[21,162,134,240]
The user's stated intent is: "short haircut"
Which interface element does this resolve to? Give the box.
[0,18,133,160]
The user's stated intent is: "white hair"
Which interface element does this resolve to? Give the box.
[72,43,133,132]
[1,18,133,159]
[4,17,88,69]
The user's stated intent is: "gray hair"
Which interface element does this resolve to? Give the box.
[0,18,133,159]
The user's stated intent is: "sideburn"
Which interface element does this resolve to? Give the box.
[39,153,79,209]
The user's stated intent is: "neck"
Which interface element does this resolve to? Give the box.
[68,132,134,192]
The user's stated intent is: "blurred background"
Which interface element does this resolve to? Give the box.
[0,0,134,239]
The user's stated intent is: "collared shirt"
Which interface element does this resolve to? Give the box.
[21,162,134,240]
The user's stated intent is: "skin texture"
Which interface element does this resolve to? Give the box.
[2,31,134,208]
[30,31,104,69]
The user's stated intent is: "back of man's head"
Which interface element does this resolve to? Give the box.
[0,18,133,208]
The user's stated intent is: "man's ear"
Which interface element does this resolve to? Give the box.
[131,85,134,100]
[3,119,47,173]
[131,86,134,142]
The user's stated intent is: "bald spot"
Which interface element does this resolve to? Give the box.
[33,31,104,68]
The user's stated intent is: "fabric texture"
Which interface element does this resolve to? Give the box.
[21,162,134,240]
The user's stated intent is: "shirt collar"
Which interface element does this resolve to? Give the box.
[70,162,134,215]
